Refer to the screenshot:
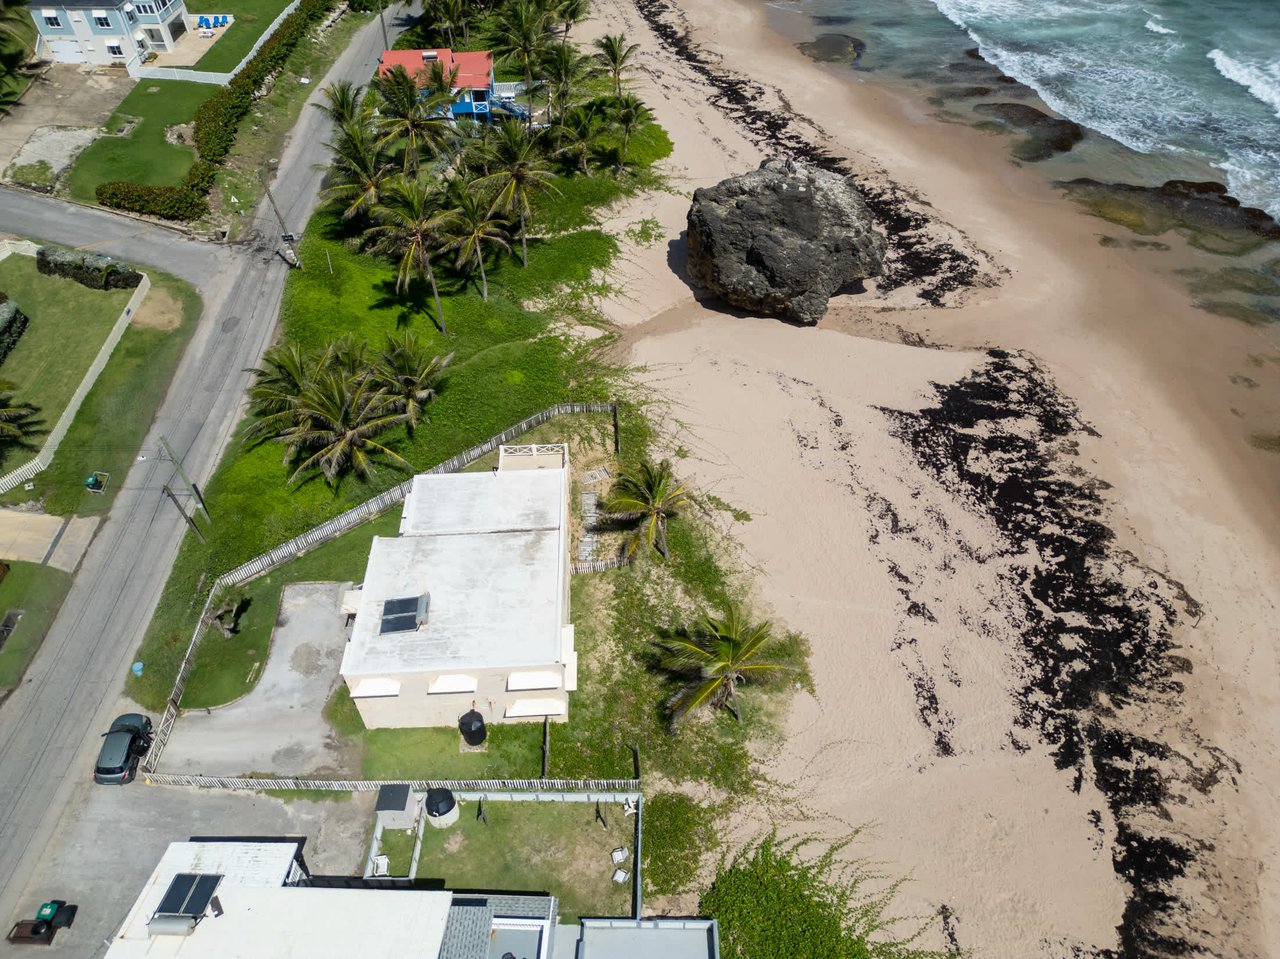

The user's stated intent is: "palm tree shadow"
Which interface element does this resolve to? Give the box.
[371,279,445,332]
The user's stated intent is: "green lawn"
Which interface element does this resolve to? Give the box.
[187,0,294,72]
[377,825,416,876]
[0,271,202,516]
[415,801,634,921]
[363,725,544,780]
[67,80,217,202]
[174,511,399,709]
[0,562,73,691]
[0,254,133,471]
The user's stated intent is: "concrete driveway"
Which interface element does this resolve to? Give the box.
[160,582,355,777]
[0,66,133,174]
[0,508,98,572]
[10,747,374,957]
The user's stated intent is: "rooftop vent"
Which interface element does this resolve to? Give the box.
[380,594,429,635]
[422,50,439,60]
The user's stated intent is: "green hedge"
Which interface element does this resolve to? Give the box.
[194,0,337,163]
[184,159,219,194]
[0,296,29,368]
[35,246,144,290]
[96,181,210,221]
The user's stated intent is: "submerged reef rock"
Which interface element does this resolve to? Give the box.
[973,102,1085,161]
[1060,178,1280,255]
[686,158,886,324]
[797,33,865,64]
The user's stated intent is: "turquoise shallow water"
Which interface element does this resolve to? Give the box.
[794,0,1280,217]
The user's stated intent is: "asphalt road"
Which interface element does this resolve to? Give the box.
[0,3,410,939]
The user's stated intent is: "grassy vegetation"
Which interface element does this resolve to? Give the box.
[642,792,717,896]
[187,0,294,72]
[702,834,946,959]
[211,10,372,235]
[67,80,217,202]
[7,160,55,188]
[378,825,416,876]
[0,254,133,471]
[0,271,202,516]
[0,562,73,691]
[415,801,634,921]
[0,16,36,117]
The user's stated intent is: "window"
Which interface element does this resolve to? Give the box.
[106,42,123,55]
[136,37,146,50]
[42,14,61,26]
[94,14,111,27]
[134,2,155,12]
[125,9,135,21]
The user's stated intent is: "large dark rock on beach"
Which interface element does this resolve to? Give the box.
[686,158,886,324]
[796,33,865,64]
[973,102,1084,161]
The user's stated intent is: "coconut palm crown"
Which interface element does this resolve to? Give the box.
[603,457,689,559]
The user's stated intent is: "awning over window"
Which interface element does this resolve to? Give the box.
[427,674,477,694]
[123,3,134,10]
[506,670,560,692]
[91,9,108,16]
[505,697,566,718]
[349,677,401,698]
[40,9,56,16]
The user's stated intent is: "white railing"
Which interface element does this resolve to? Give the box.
[130,0,302,84]
[0,248,151,496]
[141,774,641,792]
[571,554,630,575]
[143,401,619,770]
[493,81,525,98]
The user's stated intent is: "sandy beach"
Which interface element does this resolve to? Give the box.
[577,0,1280,955]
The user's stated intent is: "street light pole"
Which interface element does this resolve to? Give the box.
[375,0,389,52]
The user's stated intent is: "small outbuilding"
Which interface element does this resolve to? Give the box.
[375,784,417,831]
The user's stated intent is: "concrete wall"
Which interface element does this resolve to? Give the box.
[348,665,570,729]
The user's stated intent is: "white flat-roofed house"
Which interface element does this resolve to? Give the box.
[340,444,576,729]
[32,0,188,66]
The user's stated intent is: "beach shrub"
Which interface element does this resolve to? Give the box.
[0,294,29,368]
[701,832,943,959]
[95,181,209,222]
[193,0,338,163]
[35,246,144,290]
[641,792,717,896]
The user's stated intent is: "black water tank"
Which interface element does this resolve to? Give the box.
[458,710,487,746]
[425,788,457,819]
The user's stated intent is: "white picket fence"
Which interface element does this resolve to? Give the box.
[144,401,619,770]
[142,774,640,793]
[0,246,151,496]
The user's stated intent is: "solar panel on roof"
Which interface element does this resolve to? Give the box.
[380,612,419,634]
[383,597,418,616]
[155,873,222,919]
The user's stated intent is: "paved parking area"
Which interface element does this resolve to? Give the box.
[161,582,355,777]
[0,66,133,174]
[0,508,98,572]
[12,767,374,957]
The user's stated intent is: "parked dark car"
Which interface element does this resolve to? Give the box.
[93,714,152,785]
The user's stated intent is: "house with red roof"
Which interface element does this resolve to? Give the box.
[379,48,527,120]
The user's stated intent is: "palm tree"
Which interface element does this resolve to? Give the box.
[594,32,639,97]
[491,0,551,125]
[658,603,793,722]
[436,0,459,46]
[368,174,453,332]
[279,369,409,485]
[471,120,558,267]
[314,80,366,127]
[375,65,447,174]
[554,103,603,173]
[0,390,38,448]
[557,0,587,41]
[244,342,312,447]
[0,0,31,48]
[375,331,453,432]
[608,94,651,170]
[440,184,511,300]
[322,118,394,220]
[603,457,689,559]
[542,41,596,126]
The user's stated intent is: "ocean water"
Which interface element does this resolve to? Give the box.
[794,0,1280,219]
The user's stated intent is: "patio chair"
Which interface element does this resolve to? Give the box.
[612,868,629,884]
[219,15,229,26]
[610,846,629,864]
[197,15,209,27]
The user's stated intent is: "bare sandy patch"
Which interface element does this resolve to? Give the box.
[131,285,182,331]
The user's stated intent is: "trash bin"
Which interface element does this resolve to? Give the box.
[36,902,58,922]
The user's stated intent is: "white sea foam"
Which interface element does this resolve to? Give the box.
[1208,48,1280,118]
[1144,18,1176,35]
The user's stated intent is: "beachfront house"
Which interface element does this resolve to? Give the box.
[31,0,188,65]
[103,838,721,958]
[339,444,576,729]
[378,47,526,121]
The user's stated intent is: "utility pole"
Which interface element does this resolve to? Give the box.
[159,435,209,522]
[162,485,206,544]
[375,0,389,52]
[264,180,301,269]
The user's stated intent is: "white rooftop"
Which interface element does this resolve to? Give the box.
[342,464,568,677]
[106,842,453,959]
